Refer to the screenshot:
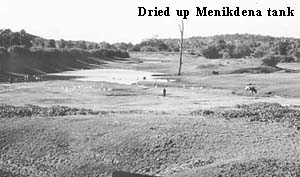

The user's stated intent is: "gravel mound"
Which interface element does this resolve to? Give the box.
[191,102,300,129]
[0,104,100,118]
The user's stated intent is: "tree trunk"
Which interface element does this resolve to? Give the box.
[178,20,184,75]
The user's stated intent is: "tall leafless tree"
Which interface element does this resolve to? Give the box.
[178,20,184,75]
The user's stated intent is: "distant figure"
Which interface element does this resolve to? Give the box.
[245,83,257,94]
[33,75,36,82]
[36,75,41,81]
[8,77,13,84]
[143,76,146,80]
[24,75,29,82]
[153,82,157,88]
[163,88,166,96]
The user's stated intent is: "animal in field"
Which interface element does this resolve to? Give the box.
[245,84,257,94]
[212,70,219,75]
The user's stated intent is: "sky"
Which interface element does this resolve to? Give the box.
[0,0,299,44]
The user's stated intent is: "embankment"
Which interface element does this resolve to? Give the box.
[0,46,129,81]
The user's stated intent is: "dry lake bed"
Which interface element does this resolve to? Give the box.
[1,53,300,177]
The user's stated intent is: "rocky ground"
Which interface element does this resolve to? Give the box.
[1,103,300,177]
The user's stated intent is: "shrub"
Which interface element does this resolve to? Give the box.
[8,45,30,56]
[0,47,8,56]
[201,45,221,59]
[91,49,129,58]
[280,55,296,63]
[140,46,159,52]
[221,51,231,59]
[261,54,281,67]
[0,47,8,72]
[133,39,170,52]
[231,44,251,58]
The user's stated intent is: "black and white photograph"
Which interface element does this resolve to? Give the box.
[1,0,300,176]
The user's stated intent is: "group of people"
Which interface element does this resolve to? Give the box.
[8,74,42,84]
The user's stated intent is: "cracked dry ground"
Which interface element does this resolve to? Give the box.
[1,110,300,177]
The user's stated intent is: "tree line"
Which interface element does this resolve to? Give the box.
[130,34,300,64]
[1,29,300,62]
[0,29,132,52]
[1,29,300,76]
[0,29,129,76]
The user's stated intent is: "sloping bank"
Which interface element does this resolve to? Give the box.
[0,46,129,81]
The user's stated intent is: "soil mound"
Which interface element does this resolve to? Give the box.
[0,104,100,118]
[191,102,300,130]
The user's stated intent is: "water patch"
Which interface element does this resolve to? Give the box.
[48,69,171,85]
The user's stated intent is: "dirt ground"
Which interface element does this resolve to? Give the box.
[1,53,300,177]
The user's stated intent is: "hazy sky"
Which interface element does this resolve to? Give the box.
[0,0,299,43]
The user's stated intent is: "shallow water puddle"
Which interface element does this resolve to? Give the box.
[48,69,171,85]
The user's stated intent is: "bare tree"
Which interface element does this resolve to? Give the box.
[178,20,184,75]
